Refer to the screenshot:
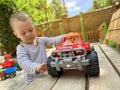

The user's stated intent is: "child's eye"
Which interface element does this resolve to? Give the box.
[29,29,33,32]
[21,32,25,35]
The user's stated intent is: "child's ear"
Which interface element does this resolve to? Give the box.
[13,32,19,38]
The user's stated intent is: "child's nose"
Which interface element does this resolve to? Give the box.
[26,32,31,36]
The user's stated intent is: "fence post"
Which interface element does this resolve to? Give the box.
[80,12,86,41]
[61,14,68,34]
[59,23,64,35]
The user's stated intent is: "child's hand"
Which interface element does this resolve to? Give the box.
[36,63,46,74]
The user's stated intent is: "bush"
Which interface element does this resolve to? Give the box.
[0,0,20,56]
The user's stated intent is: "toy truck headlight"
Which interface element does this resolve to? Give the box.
[74,48,86,57]
[52,52,60,57]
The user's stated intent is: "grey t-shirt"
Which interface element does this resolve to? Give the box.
[17,35,64,84]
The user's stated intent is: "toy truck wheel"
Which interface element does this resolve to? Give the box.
[1,76,5,80]
[9,72,16,78]
[91,51,97,55]
[47,56,63,77]
[90,46,95,51]
[88,46,97,55]
[86,52,100,76]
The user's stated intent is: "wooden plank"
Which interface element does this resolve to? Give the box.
[112,30,120,44]
[111,9,120,21]
[100,44,120,74]
[52,69,86,90]
[89,45,120,90]
[106,30,120,44]
[0,70,28,90]
[105,30,115,41]
[115,18,120,29]
[25,72,58,90]
[105,9,120,44]
[108,18,120,30]
[98,29,104,42]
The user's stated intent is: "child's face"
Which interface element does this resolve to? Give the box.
[13,19,36,44]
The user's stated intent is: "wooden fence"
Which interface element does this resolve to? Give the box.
[78,30,99,43]
[104,8,120,51]
[105,8,120,44]
[36,7,116,44]
[86,30,99,42]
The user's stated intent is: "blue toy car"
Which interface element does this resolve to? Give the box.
[0,67,17,80]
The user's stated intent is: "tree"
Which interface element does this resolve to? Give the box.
[14,0,66,34]
[0,0,19,56]
[14,0,54,24]
[113,0,120,9]
[93,0,113,9]
[14,0,66,24]
[51,0,67,19]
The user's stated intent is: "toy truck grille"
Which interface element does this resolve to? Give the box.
[51,47,87,59]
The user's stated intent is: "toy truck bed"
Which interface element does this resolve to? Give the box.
[3,67,17,75]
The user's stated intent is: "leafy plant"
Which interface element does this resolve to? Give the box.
[93,0,113,9]
[0,0,19,56]
[13,0,66,35]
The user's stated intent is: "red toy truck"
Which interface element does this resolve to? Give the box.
[0,54,15,69]
[47,33,100,77]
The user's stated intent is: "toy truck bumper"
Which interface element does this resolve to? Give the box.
[51,56,89,71]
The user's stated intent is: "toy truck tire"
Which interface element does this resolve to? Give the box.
[47,56,63,77]
[89,46,97,55]
[1,76,5,80]
[90,46,95,51]
[91,51,97,56]
[9,73,15,78]
[86,51,100,76]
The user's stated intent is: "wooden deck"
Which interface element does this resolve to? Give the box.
[0,44,120,90]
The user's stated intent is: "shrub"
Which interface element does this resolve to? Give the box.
[0,0,19,56]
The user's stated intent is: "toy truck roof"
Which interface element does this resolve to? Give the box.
[55,33,90,51]
[62,33,83,43]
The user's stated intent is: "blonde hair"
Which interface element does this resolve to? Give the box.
[10,13,32,29]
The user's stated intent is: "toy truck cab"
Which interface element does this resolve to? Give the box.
[0,54,15,69]
[58,33,90,52]
[47,33,100,77]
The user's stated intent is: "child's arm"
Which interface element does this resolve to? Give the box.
[41,33,75,46]
[41,35,66,46]
[17,45,40,74]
